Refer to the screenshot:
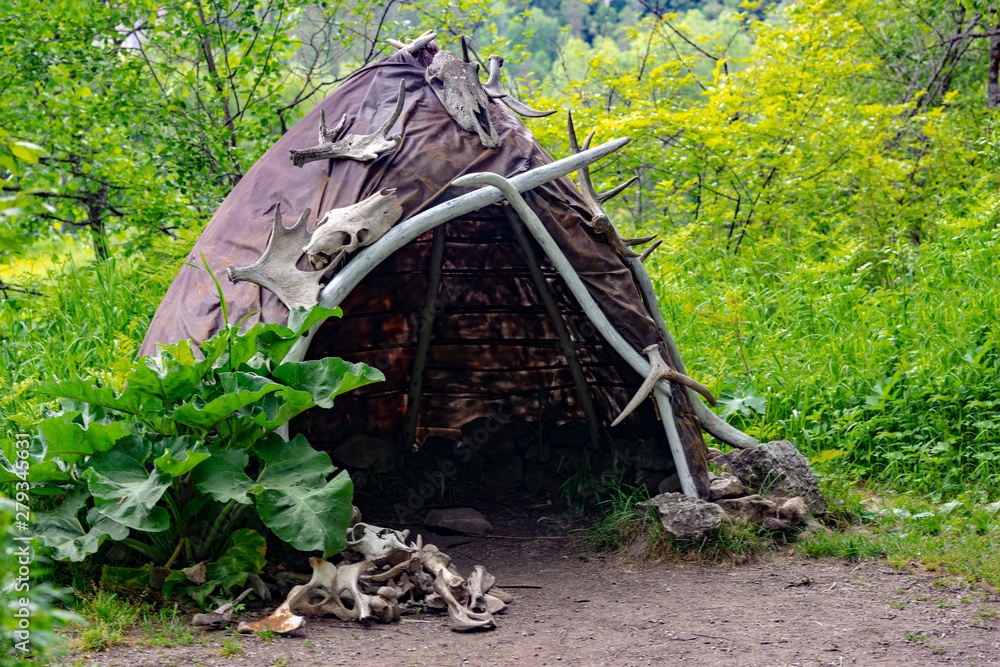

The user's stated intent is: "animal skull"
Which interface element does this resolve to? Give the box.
[304,188,403,269]
[425,50,501,149]
[345,522,413,566]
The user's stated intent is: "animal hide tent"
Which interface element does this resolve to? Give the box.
[140,41,755,501]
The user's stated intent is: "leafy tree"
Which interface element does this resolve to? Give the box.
[0,0,506,264]
[525,0,988,273]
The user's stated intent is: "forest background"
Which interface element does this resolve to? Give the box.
[2,0,1000,656]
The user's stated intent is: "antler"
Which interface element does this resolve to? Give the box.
[567,111,656,258]
[227,205,336,309]
[611,345,717,426]
[289,79,407,167]
[483,55,556,118]
[387,30,437,53]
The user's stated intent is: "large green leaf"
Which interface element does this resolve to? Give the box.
[170,372,282,429]
[257,470,354,558]
[249,386,316,430]
[286,305,343,338]
[191,449,256,505]
[256,433,334,488]
[37,411,132,465]
[33,489,130,562]
[84,439,172,532]
[38,379,143,415]
[153,436,210,476]
[254,434,352,557]
[207,528,267,593]
[272,357,383,409]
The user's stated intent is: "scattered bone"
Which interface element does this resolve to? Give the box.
[487,586,514,604]
[236,588,306,635]
[244,522,510,634]
[289,79,407,167]
[192,588,253,629]
[422,543,496,631]
[345,522,413,565]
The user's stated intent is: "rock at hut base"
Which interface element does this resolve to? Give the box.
[762,496,808,529]
[708,473,746,501]
[722,441,826,513]
[657,473,681,495]
[714,494,778,523]
[638,493,724,540]
[424,508,493,535]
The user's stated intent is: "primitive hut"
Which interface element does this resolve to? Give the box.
[140,40,755,501]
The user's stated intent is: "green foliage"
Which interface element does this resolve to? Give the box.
[0,498,80,661]
[6,306,380,606]
[652,203,1000,499]
[526,0,990,259]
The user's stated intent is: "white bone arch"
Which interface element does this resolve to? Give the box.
[263,138,757,495]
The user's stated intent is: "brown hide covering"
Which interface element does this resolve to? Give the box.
[139,47,710,498]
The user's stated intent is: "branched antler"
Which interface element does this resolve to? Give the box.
[227,205,334,309]
[483,55,556,118]
[567,111,656,258]
[289,79,407,167]
[611,344,717,426]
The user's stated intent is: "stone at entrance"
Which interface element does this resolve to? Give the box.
[723,441,826,513]
[638,492,724,540]
[424,508,493,535]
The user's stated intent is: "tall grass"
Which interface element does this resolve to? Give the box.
[653,196,1000,500]
[0,230,192,421]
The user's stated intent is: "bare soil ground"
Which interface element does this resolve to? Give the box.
[81,508,1000,667]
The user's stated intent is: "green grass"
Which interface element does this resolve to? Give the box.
[794,480,1000,586]
[73,590,141,652]
[219,637,244,657]
[138,603,197,648]
[651,195,1000,501]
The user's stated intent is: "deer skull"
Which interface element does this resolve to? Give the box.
[304,188,403,269]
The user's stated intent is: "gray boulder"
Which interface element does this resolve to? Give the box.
[708,472,746,501]
[638,492,723,540]
[725,441,825,513]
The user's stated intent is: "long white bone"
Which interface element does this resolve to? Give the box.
[387,30,437,53]
[448,171,699,498]
[277,137,630,370]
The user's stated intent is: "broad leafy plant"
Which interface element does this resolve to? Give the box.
[0,305,381,605]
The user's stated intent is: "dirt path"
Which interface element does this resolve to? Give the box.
[83,516,1000,667]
